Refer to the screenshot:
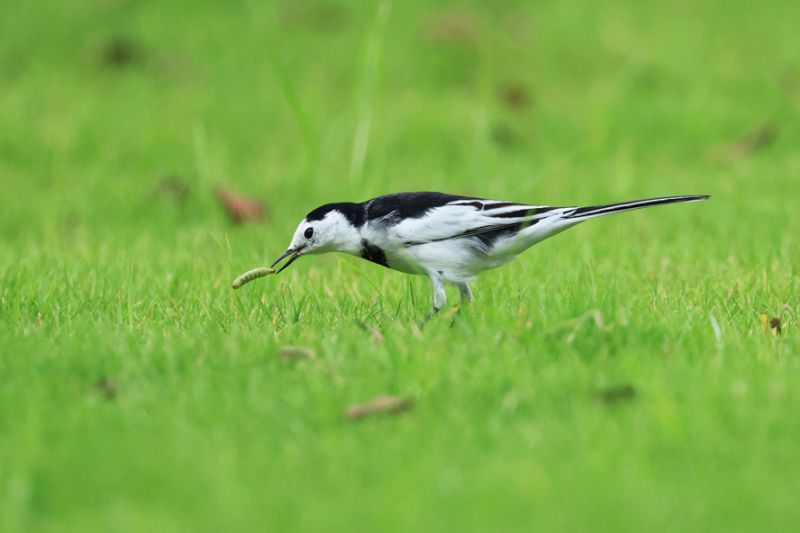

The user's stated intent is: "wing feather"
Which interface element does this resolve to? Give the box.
[384,200,569,246]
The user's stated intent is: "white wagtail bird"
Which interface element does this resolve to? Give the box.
[270,192,709,314]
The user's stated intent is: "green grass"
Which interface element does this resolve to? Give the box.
[2,0,799,531]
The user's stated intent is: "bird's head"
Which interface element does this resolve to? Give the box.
[270,202,363,273]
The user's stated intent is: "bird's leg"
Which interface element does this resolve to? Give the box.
[431,276,447,312]
[456,283,473,304]
[426,275,447,318]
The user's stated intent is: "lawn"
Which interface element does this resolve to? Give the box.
[1,0,799,531]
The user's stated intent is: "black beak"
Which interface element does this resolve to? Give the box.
[271,247,303,274]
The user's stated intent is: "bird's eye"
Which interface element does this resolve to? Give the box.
[304,227,314,239]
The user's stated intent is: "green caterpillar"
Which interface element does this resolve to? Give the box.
[232,267,275,289]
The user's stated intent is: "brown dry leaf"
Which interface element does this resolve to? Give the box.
[95,377,118,400]
[770,317,782,335]
[422,8,479,45]
[279,345,316,361]
[597,384,636,405]
[708,124,778,162]
[344,395,414,420]
[498,83,531,110]
[215,187,266,225]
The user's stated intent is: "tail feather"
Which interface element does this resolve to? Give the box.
[563,195,709,220]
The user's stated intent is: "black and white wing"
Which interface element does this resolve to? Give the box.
[363,192,571,248]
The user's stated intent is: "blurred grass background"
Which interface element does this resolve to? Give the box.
[1,0,799,531]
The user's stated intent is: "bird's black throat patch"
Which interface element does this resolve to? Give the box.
[360,239,389,268]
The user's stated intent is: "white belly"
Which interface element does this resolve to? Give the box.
[358,218,574,283]
[391,240,518,282]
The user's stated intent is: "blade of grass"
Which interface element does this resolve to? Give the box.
[349,0,392,183]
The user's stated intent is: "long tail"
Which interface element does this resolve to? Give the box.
[562,195,710,220]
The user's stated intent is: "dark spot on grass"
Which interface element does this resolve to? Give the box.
[597,384,636,405]
[61,213,80,231]
[737,124,777,153]
[498,83,531,110]
[355,321,384,344]
[491,121,520,149]
[345,395,414,421]
[279,345,316,361]
[280,2,348,33]
[779,67,800,97]
[708,124,778,162]
[770,317,782,335]
[2,52,26,81]
[214,186,267,225]
[156,176,190,203]
[101,36,144,68]
[95,377,118,400]
[422,9,479,46]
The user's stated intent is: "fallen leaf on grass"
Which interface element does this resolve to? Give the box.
[422,8,479,45]
[215,187,267,225]
[498,83,531,110]
[344,395,414,420]
[94,377,118,400]
[279,345,316,361]
[707,124,778,162]
[597,384,636,405]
